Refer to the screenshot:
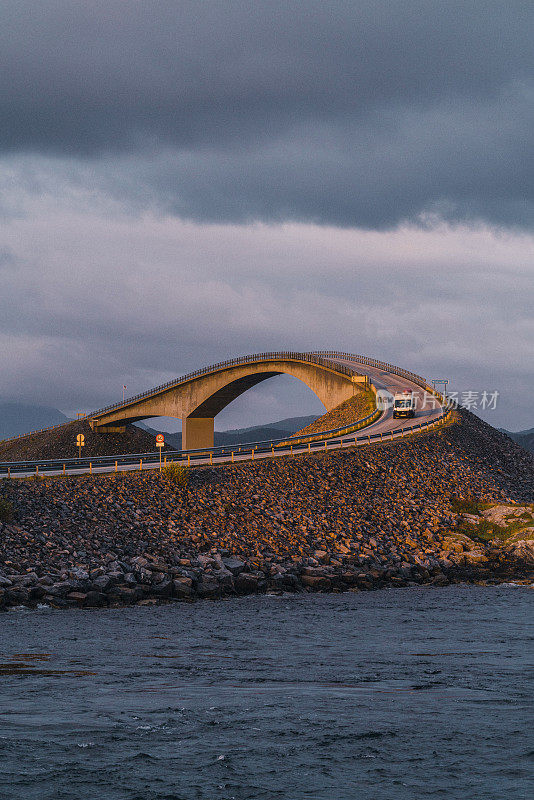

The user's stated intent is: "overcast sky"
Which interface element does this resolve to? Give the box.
[1,1,532,430]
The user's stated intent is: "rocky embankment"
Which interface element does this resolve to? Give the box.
[0,409,532,610]
[0,419,175,462]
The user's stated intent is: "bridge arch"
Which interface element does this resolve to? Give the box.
[90,353,368,449]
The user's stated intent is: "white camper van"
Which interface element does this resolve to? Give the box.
[393,390,415,419]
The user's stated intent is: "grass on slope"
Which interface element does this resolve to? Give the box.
[293,389,376,438]
[451,497,534,542]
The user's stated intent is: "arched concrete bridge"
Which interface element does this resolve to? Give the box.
[89,352,370,449]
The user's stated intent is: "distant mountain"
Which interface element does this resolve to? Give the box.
[0,402,70,439]
[136,414,318,449]
[500,427,534,455]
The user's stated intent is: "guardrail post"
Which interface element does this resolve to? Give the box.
[188,455,190,467]
[36,465,38,476]
[62,464,65,475]
[139,459,142,471]
[115,461,118,472]
[210,452,213,465]
[251,448,254,460]
[89,462,92,474]
[231,451,234,462]
[308,442,311,452]
[8,467,10,478]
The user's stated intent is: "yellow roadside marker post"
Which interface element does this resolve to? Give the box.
[76,433,85,459]
[156,434,164,471]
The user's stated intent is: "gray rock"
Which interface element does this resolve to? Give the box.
[151,579,173,597]
[196,575,221,598]
[172,579,193,598]
[235,573,261,593]
[131,556,150,569]
[47,581,77,597]
[70,568,89,581]
[5,587,30,604]
[117,586,144,602]
[92,574,113,591]
[221,557,245,575]
[84,591,106,607]
[136,567,153,583]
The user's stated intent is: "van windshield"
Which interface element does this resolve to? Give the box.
[395,400,411,408]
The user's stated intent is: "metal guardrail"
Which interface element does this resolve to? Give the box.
[0,405,382,474]
[0,402,453,478]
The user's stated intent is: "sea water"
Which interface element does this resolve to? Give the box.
[0,586,532,800]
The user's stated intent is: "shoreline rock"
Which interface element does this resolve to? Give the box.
[0,409,532,611]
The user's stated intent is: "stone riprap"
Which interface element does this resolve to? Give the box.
[0,409,532,610]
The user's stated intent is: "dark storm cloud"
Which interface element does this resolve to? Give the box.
[1,0,533,228]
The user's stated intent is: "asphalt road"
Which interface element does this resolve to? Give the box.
[331,357,443,435]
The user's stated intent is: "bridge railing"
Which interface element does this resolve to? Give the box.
[313,350,451,406]
[313,351,429,389]
[0,351,359,446]
[88,351,363,420]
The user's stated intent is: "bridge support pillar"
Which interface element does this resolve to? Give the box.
[182,417,214,451]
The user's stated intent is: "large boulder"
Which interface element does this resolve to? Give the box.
[196,574,221,598]
[235,572,264,594]
[221,557,245,575]
[301,574,332,590]
[172,578,193,598]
